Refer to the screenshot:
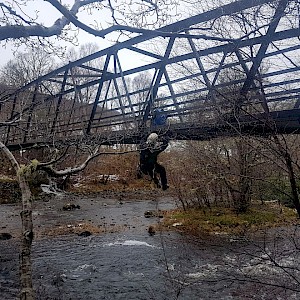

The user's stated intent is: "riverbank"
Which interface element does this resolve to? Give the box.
[162,202,299,237]
[0,176,21,204]
[1,176,299,239]
[0,189,175,239]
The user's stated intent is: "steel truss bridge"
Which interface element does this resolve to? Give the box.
[1,0,300,150]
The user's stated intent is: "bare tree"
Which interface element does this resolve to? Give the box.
[0,0,179,55]
[1,0,300,298]
[0,47,57,87]
[0,137,137,299]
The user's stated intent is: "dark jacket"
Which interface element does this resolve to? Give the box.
[138,136,169,189]
[139,138,168,170]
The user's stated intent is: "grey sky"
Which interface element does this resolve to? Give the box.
[0,0,117,67]
[0,0,190,70]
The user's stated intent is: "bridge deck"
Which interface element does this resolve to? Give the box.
[6,109,300,151]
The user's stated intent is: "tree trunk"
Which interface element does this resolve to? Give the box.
[284,152,300,218]
[0,142,34,299]
[271,136,300,218]
[19,174,34,300]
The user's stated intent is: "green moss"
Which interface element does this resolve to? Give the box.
[253,177,297,208]
[17,160,40,179]
[0,176,15,183]
[240,210,276,224]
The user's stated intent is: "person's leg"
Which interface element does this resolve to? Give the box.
[155,163,168,190]
[139,163,149,176]
[148,165,160,188]
[137,164,143,179]
[140,163,160,187]
[152,171,161,188]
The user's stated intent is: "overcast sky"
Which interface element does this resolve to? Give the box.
[0,1,126,68]
[0,0,196,75]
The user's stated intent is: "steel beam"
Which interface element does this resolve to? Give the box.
[86,53,111,134]
[114,53,138,126]
[11,0,277,95]
[50,69,69,134]
[3,0,300,147]
[240,0,289,97]
[141,37,176,126]
[23,85,38,143]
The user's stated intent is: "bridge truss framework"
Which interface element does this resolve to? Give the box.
[1,0,300,149]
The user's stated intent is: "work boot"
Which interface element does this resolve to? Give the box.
[162,184,169,191]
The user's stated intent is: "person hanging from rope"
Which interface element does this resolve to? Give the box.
[137,132,169,190]
[151,108,168,127]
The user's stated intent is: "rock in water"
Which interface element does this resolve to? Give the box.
[0,232,12,240]
[63,203,80,211]
[148,226,155,236]
[78,231,92,237]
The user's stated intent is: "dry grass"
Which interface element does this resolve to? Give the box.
[162,202,299,236]
[68,175,158,194]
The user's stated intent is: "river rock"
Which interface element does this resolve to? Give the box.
[0,233,12,240]
[78,231,92,237]
[144,210,164,218]
[63,203,81,211]
[148,225,156,236]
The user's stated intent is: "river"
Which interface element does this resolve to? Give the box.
[0,193,299,299]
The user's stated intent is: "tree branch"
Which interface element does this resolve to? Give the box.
[37,146,136,177]
[0,0,234,42]
[44,0,107,37]
[0,141,20,173]
[0,2,34,26]
[0,0,83,41]
[37,145,71,167]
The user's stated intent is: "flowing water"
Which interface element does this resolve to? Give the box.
[0,194,299,300]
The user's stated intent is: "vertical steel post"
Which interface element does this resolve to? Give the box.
[5,93,18,145]
[112,54,127,125]
[86,53,111,135]
[187,32,229,117]
[141,37,176,126]
[115,53,138,126]
[235,49,270,114]
[23,85,38,143]
[240,0,289,96]
[50,69,69,134]
[98,79,112,120]
[163,70,183,122]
